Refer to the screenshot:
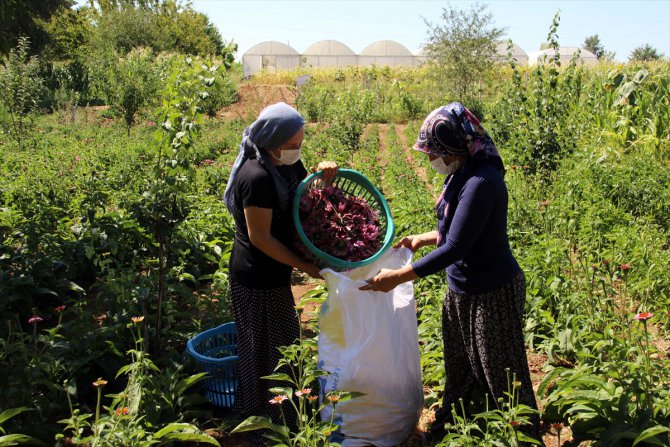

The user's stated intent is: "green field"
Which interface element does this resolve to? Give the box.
[1,51,670,446]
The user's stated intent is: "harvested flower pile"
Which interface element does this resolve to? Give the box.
[297,184,383,264]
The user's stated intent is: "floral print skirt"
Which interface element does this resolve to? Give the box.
[434,270,541,440]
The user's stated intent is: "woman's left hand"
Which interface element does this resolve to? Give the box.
[359,268,403,293]
[316,161,338,185]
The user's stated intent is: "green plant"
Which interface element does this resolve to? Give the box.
[56,317,219,447]
[131,54,219,352]
[0,407,46,446]
[98,47,160,136]
[437,371,541,446]
[0,36,45,149]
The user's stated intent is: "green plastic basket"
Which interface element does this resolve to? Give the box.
[293,169,395,270]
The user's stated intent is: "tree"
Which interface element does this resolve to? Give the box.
[0,37,45,149]
[85,0,228,56]
[423,2,506,99]
[583,34,605,60]
[42,6,93,60]
[96,47,161,135]
[629,44,663,62]
[0,0,74,57]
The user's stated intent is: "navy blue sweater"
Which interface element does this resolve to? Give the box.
[411,162,520,294]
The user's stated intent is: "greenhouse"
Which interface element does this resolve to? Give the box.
[495,41,529,64]
[358,40,417,67]
[242,41,301,78]
[527,46,598,66]
[301,39,358,69]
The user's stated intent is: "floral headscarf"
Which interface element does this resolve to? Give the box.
[224,102,305,213]
[413,102,501,163]
[414,103,504,246]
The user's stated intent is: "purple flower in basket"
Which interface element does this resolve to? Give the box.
[298,184,383,264]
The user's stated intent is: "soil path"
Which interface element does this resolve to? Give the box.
[394,123,431,194]
[377,123,390,169]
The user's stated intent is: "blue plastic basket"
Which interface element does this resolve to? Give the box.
[293,169,395,270]
[186,322,238,409]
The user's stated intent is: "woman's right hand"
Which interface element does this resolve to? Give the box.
[395,235,422,252]
[394,231,438,252]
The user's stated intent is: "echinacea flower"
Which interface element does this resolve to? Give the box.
[510,420,521,428]
[92,378,108,388]
[28,315,43,324]
[327,394,340,403]
[115,407,129,415]
[55,306,66,312]
[620,264,631,271]
[298,184,383,264]
[635,312,654,321]
[308,395,318,402]
[131,316,144,324]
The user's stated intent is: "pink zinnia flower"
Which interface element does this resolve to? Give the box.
[28,315,43,324]
[635,312,654,321]
[269,395,288,405]
[295,388,312,398]
[55,306,66,312]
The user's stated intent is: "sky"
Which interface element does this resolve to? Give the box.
[191,0,670,62]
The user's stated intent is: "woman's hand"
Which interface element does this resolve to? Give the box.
[301,262,323,280]
[359,268,404,293]
[316,160,338,185]
[394,232,437,252]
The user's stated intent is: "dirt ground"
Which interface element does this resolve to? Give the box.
[217,84,299,121]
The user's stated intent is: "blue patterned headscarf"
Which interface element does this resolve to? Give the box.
[224,102,305,213]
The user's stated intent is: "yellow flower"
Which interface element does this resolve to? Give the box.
[131,316,145,324]
[92,378,108,388]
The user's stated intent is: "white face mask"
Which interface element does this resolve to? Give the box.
[273,148,302,165]
[430,157,461,176]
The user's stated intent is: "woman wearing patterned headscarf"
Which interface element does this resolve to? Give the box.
[360,103,541,443]
[224,102,337,444]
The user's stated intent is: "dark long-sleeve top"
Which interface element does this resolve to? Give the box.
[411,162,520,294]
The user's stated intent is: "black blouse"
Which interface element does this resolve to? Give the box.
[228,158,307,288]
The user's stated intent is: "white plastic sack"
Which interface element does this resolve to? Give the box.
[318,247,423,447]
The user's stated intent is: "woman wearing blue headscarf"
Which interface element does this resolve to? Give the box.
[360,103,541,443]
[224,102,337,443]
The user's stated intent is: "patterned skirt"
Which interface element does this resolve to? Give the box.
[229,281,300,443]
[433,270,541,439]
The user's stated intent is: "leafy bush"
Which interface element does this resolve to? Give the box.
[0,37,46,149]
